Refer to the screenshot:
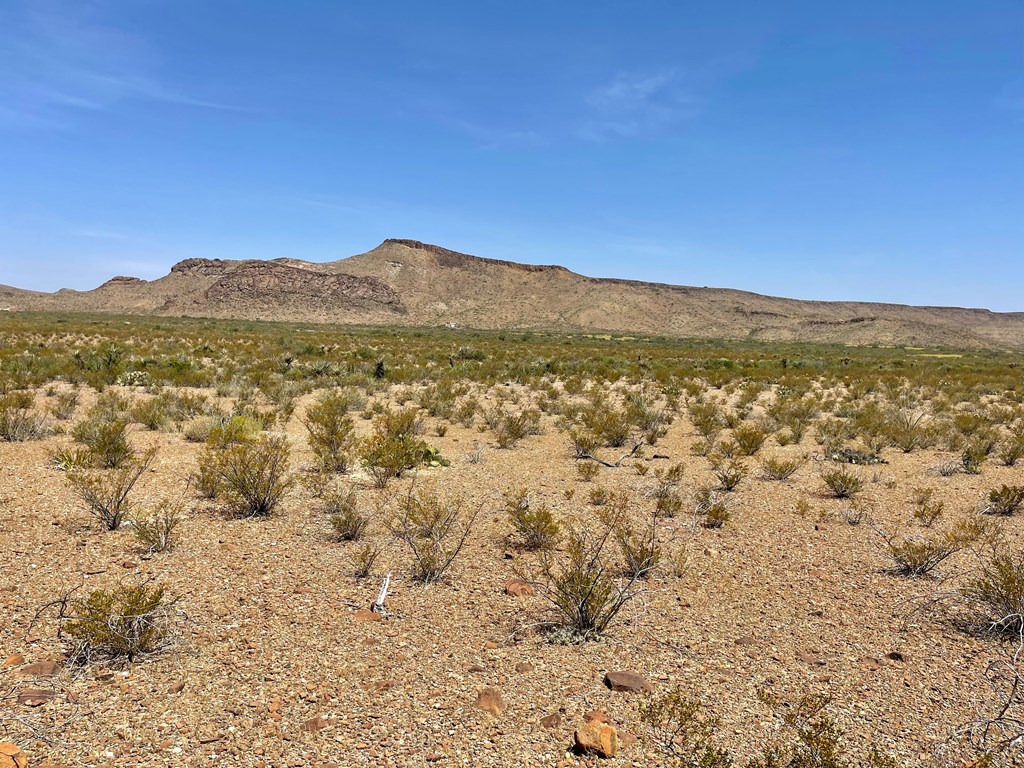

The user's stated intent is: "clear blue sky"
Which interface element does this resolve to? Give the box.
[2,1,1022,310]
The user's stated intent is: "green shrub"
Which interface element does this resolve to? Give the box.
[360,407,436,488]
[963,549,1024,634]
[911,487,944,527]
[535,524,641,641]
[616,512,661,578]
[696,487,731,528]
[760,454,804,481]
[821,466,863,499]
[732,422,768,456]
[66,449,156,530]
[639,689,733,767]
[71,417,133,468]
[61,583,174,663]
[304,391,357,472]
[505,488,560,551]
[880,528,963,577]
[711,456,747,492]
[49,389,80,421]
[204,435,293,517]
[985,485,1024,516]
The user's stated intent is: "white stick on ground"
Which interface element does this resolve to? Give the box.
[372,572,391,614]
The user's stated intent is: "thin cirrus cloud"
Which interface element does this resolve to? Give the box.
[577,69,699,141]
[0,0,239,129]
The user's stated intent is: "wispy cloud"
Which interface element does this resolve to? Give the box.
[0,0,239,129]
[578,69,699,141]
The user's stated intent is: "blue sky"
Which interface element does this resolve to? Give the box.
[1,1,1022,310]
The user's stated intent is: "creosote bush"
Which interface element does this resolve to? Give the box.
[60,582,175,664]
[304,390,357,472]
[535,523,642,641]
[361,407,442,488]
[505,488,560,551]
[761,454,804,481]
[984,485,1024,516]
[390,489,479,583]
[962,549,1024,635]
[821,466,863,499]
[203,434,293,517]
[615,511,661,578]
[66,448,156,530]
[0,391,50,441]
[72,417,134,468]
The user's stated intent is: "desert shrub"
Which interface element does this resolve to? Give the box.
[962,549,1024,634]
[494,409,539,448]
[577,461,600,482]
[417,382,456,419]
[984,485,1024,516]
[729,421,768,456]
[49,389,80,420]
[0,391,50,441]
[616,512,661,578]
[760,454,804,481]
[71,417,133,468]
[639,689,733,768]
[304,390,357,472]
[885,407,929,453]
[821,466,863,499]
[205,414,261,448]
[132,500,182,553]
[568,428,600,459]
[326,487,369,541]
[696,487,731,528]
[131,396,172,431]
[66,449,156,530]
[711,456,747,492]
[204,435,293,517]
[688,400,725,440]
[962,445,987,475]
[911,487,944,527]
[748,691,849,768]
[454,397,478,427]
[360,407,437,488]
[351,541,385,578]
[505,488,560,551]
[390,489,479,583]
[997,437,1024,467]
[879,528,964,577]
[815,417,854,453]
[60,583,174,663]
[588,486,611,506]
[535,524,642,641]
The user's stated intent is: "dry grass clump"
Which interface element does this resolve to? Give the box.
[696,486,731,528]
[59,582,176,664]
[615,510,661,578]
[0,391,50,441]
[132,499,182,553]
[962,549,1024,635]
[325,487,369,541]
[760,454,804,481]
[911,487,944,527]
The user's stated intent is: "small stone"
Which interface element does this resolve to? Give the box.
[885,651,907,663]
[0,743,27,768]
[354,609,383,623]
[860,657,882,671]
[584,710,611,724]
[302,717,329,733]
[734,636,757,647]
[20,660,58,677]
[604,670,653,693]
[540,713,562,729]
[474,687,505,716]
[169,679,186,694]
[504,578,535,597]
[574,721,618,758]
[17,689,54,707]
[515,662,535,674]
[797,651,825,666]
[483,641,499,650]
[2,654,24,668]
[467,665,486,674]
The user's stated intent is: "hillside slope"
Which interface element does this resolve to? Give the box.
[4,238,1023,350]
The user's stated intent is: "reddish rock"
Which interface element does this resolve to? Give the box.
[574,721,618,758]
[515,661,535,674]
[0,743,27,768]
[483,641,499,650]
[604,670,653,693]
[474,687,505,716]
[2,654,24,668]
[584,710,611,724]
[169,679,186,694]
[504,578,535,597]
[540,713,562,729]
[302,716,329,733]
[17,689,54,707]
[20,660,58,677]
[354,609,383,623]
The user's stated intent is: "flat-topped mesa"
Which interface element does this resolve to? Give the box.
[382,238,571,274]
[170,258,232,277]
[98,275,146,289]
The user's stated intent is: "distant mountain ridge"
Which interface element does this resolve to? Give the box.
[2,238,1022,350]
